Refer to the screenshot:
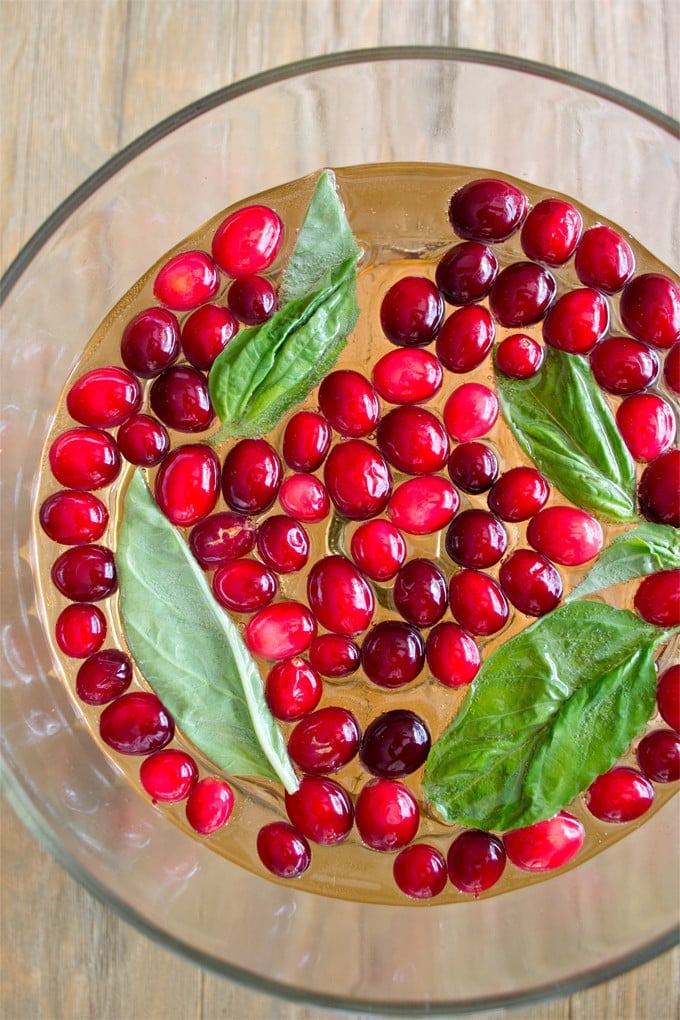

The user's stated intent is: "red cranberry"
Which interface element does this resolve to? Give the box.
[227,273,277,324]
[116,414,170,466]
[49,427,121,491]
[140,749,198,802]
[278,474,330,523]
[121,307,180,377]
[447,441,498,494]
[287,706,361,774]
[589,336,659,395]
[360,709,431,778]
[495,334,544,379]
[664,343,680,394]
[51,544,117,602]
[355,778,419,851]
[657,665,680,732]
[361,621,425,688]
[350,519,406,581]
[436,305,495,373]
[189,511,256,567]
[76,649,132,705]
[265,657,322,721]
[448,178,527,242]
[181,303,238,369]
[575,224,635,293]
[393,558,448,626]
[371,347,443,404]
[257,821,311,878]
[99,692,174,755]
[542,288,609,355]
[153,250,220,311]
[435,241,498,304]
[67,366,142,428]
[520,198,582,266]
[149,365,214,433]
[387,476,459,534]
[616,393,676,461]
[212,559,277,613]
[380,276,444,346]
[527,506,603,565]
[445,509,507,568]
[222,438,282,513]
[284,775,354,845]
[503,811,585,872]
[244,601,317,660]
[155,444,221,526]
[185,777,234,834]
[211,204,283,277]
[634,570,680,628]
[449,570,509,636]
[584,766,654,823]
[40,490,108,545]
[426,622,480,687]
[393,844,448,899]
[637,729,680,783]
[282,411,331,471]
[257,515,310,573]
[487,466,549,521]
[489,262,556,327]
[447,829,506,895]
[443,383,498,442]
[55,603,106,658]
[323,439,392,519]
[499,549,563,617]
[307,555,375,636]
[308,635,360,678]
[376,405,449,475]
[638,449,680,526]
[318,369,380,437]
[620,273,680,348]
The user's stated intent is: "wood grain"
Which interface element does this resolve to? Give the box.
[1,1,678,1017]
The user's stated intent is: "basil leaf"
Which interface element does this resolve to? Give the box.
[423,602,670,831]
[495,347,637,522]
[116,470,299,794]
[568,522,680,601]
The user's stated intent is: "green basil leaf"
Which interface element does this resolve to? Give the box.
[495,347,637,522]
[567,522,680,601]
[423,602,670,831]
[116,469,299,794]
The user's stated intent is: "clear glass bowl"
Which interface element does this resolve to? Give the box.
[1,48,678,1015]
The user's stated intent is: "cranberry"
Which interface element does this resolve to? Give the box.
[637,729,680,783]
[436,305,495,373]
[360,709,431,778]
[211,204,283,277]
[443,383,498,442]
[155,444,221,526]
[425,622,480,687]
[149,365,214,433]
[49,427,121,491]
[51,544,117,602]
[584,766,655,823]
[494,334,544,379]
[185,777,234,834]
[520,198,582,266]
[487,466,549,522]
[120,307,180,377]
[575,224,635,293]
[657,665,680,732]
[503,811,585,872]
[526,506,603,565]
[633,570,680,628]
[284,775,354,845]
[393,558,448,626]
[542,288,609,355]
[55,603,106,658]
[99,692,174,755]
[307,555,374,636]
[489,262,556,327]
[244,601,317,660]
[435,241,498,305]
[308,635,361,678]
[449,570,509,636]
[445,509,507,568]
[620,273,680,348]
[361,621,425,688]
[376,405,449,475]
[616,393,676,461]
[371,347,443,404]
[638,449,680,526]
[67,366,142,428]
[350,519,406,581]
[393,844,448,899]
[448,178,527,242]
[387,476,459,535]
[257,515,310,573]
[318,369,380,437]
[139,748,198,802]
[116,413,170,466]
[181,303,238,369]
[447,829,506,895]
[282,411,331,471]
[447,441,498,494]
[257,821,311,878]
[288,706,361,774]
[278,474,330,523]
[355,778,419,851]
[380,276,444,346]
[226,273,276,324]
[499,549,563,617]
[664,343,680,394]
[189,511,256,567]
[222,438,282,513]
[323,439,392,519]
[265,658,322,721]
[153,250,220,311]
[212,559,278,613]
[40,490,108,545]
[589,336,659,395]
[75,649,132,705]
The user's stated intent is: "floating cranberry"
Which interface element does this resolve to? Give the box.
[76,649,132,705]
[284,775,354,845]
[448,178,527,242]
[323,439,392,519]
[55,603,106,658]
[116,414,170,466]
[40,490,108,545]
[189,511,256,567]
[350,519,406,581]
[620,273,680,348]
[67,366,142,428]
[355,778,419,851]
[633,570,680,628]
[212,559,278,613]
[393,558,448,626]
[443,383,498,442]
[487,466,549,522]
[445,509,507,569]
[155,444,220,526]
[227,273,277,324]
[387,476,459,535]
[185,777,234,834]
[278,474,330,523]
[542,288,609,355]
[503,811,585,872]
[318,369,380,437]
[51,544,117,602]
[494,334,544,379]
[361,621,425,688]
[257,821,311,878]
[638,449,680,526]
[447,829,506,895]
[371,347,443,404]
[575,224,635,293]
[288,706,361,775]
[282,411,331,472]
[99,692,174,755]
[589,336,659,395]
[153,250,220,311]
[425,622,480,687]
[149,365,214,433]
[211,204,283,277]
[499,549,563,617]
[436,305,495,373]
[244,601,317,660]
[257,515,310,573]
[360,709,431,778]
[657,665,680,732]
[222,438,282,513]
[520,198,582,266]
[120,307,180,377]
[489,262,556,327]
[616,393,676,461]
[584,766,655,823]
[308,634,361,678]
[449,570,509,636]
[664,343,680,394]
[307,555,374,636]
[376,405,449,475]
[49,427,121,491]
[380,276,444,346]
[435,241,498,305]
[527,506,603,565]
[447,441,498,494]
[140,748,198,802]
[265,657,322,721]
[181,303,238,369]
[637,729,680,783]
[393,844,448,899]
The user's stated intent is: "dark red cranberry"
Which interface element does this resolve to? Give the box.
[371,347,443,404]
[227,273,277,324]
[244,601,317,660]
[307,555,374,636]
[435,241,498,305]
[387,476,459,534]
[503,811,584,872]
[443,383,498,442]
[657,665,680,732]
[308,634,361,678]
[426,622,481,688]
[361,621,425,688]
[282,411,331,471]
[520,198,582,266]
[257,515,310,573]
[499,549,563,617]
[278,474,330,523]
[121,307,180,378]
[265,657,322,721]
[181,303,238,369]
[257,821,311,878]
[447,441,498,494]
[575,224,635,293]
[589,336,659,395]
[634,570,680,628]
[318,369,380,437]
[448,178,527,242]
[447,829,506,895]
[445,509,507,568]
[76,649,132,705]
[212,559,277,613]
[222,438,282,513]
[40,490,108,545]
[393,844,448,899]
[185,777,234,834]
[284,775,354,845]
[449,570,509,636]
[489,262,556,327]
[99,692,174,755]
[616,393,676,461]
[116,413,170,467]
[494,334,544,379]
[664,343,680,394]
[435,305,495,373]
[211,204,283,277]
[140,749,198,802]
[51,544,117,602]
[637,729,680,783]
[67,366,142,428]
[355,778,419,851]
[49,427,121,491]
[189,511,256,567]
[155,444,221,526]
[620,273,680,349]
[393,558,448,626]
[380,276,444,346]
[55,603,106,658]
[153,250,220,311]
[542,288,609,354]
[287,706,361,774]
[376,405,449,475]
[638,449,680,526]
[584,766,654,823]
[149,365,214,433]
[323,439,392,519]
[360,709,431,778]
[526,506,603,565]
[350,519,406,581]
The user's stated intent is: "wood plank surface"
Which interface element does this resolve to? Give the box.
[1,2,678,1018]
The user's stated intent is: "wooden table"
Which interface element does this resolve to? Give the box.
[1,2,678,1017]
